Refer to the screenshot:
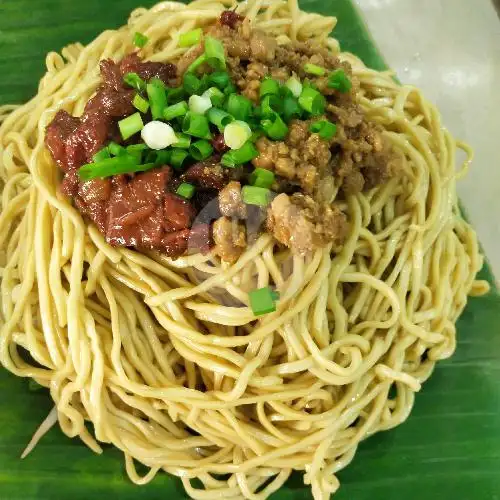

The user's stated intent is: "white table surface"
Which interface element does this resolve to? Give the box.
[355,0,500,283]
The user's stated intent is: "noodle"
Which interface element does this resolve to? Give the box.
[0,0,488,498]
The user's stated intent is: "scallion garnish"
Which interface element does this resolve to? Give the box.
[186,54,207,74]
[304,63,326,76]
[207,107,233,131]
[176,182,196,199]
[146,149,171,166]
[283,96,301,122]
[225,93,252,121]
[309,120,337,140]
[260,77,280,98]
[183,72,203,95]
[174,133,191,149]
[93,147,110,163]
[209,71,230,89]
[224,82,237,96]
[189,94,212,115]
[204,36,226,70]
[166,87,186,104]
[285,76,302,98]
[126,143,148,163]
[147,79,167,120]
[108,141,126,157]
[249,286,279,316]
[170,148,190,170]
[224,120,252,150]
[242,185,271,207]
[141,121,177,150]
[260,95,282,118]
[182,112,212,139]
[123,72,146,93]
[118,112,144,140]
[261,113,288,141]
[249,168,275,189]
[202,87,225,107]
[133,32,149,48]
[133,93,150,114]
[189,140,213,161]
[298,87,325,116]
[221,141,259,167]
[179,28,203,48]
[79,155,154,181]
[164,101,188,121]
[328,69,352,93]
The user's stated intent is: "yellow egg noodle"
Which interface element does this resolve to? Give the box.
[0,0,488,498]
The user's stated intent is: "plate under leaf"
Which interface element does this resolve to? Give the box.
[1,1,499,499]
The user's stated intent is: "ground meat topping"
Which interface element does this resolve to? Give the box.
[218,181,247,219]
[213,217,247,263]
[45,11,399,261]
[267,193,348,255]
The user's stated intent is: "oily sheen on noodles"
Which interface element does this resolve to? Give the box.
[0,0,488,499]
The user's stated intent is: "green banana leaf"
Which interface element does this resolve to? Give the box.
[1,1,499,499]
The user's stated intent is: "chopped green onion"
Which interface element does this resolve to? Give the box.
[189,94,212,114]
[221,141,259,167]
[170,148,189,170]
[166,87,186,104]
[261,113,288,141]
[141,121,177,150]
[328,69,352,93]
[164,101,188,121]
[283,96,302,122]
[123,72,146,92]
[224,82,237,96]
[187,54,207,74]
[224,120,252,150]
[304,63,326,76]
[118,112,144,140]
[174,133,191,149]
[249,286,279,316]
[309,120,337,140]
[204,36,226,70]
[242,185,271,207]
[176,182,196,199]
[207,107,233,131]
[179,28,203,48]
[108,141,126,156]
[202,87,225,107]
[259,77,280,98]
[146,149,171,166]
[189,139,213,161]
[298,87,325,116]
[280,85,293,99]
[260,95,282,118]
[183,72,203,95]
[126,143,148,163]
[93,147,110,163]
[249,168,275,189]
[147,80,167,120]
[133,93,150,114]
[225,93,252,121]
[285,76,302,98]
[182,112,211,139]
[249,130,263,143]
[79,155,156,180]
[209,71,230,89]
[133,32,149,48]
